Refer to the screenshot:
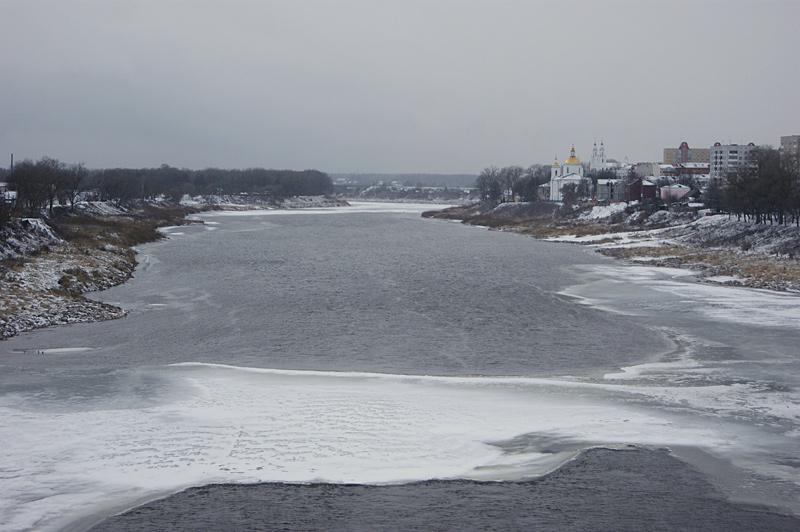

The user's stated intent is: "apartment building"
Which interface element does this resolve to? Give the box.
[709,142,757,179]
[663,142,710,164]
[781,135,800,159]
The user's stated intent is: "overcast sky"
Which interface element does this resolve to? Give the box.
[1,0,798,173]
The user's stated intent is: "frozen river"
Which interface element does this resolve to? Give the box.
[1,203,798,531]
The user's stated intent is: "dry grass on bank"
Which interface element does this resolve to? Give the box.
[515,222,629,239]
[1,205,200,339]
[600,245,800,289]
[47,205,199,249]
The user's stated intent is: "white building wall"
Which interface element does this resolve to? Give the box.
[710,143,757,179]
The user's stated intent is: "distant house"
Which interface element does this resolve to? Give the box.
[623,178,658,202]
[615,164,632,179]
[537,182,551,201]
[660,184,691,202]
[641,180,657,200]
[676,162,710,175]
[78,189,101,202]
[633,162,662,179]
[667,162,710,185]
[626,179,642,202]
[596,179,624,202]
[692,174,711,188]
[0,182,15,205]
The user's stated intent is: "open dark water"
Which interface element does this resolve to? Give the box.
[1,203,798,531]
[91,449,799,532]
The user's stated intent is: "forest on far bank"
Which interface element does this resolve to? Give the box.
[0,159,333,223]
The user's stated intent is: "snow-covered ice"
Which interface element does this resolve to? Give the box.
[584,264,800,329]
[1,362,797,531]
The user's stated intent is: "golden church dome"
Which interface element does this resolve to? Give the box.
[564,145,581,165]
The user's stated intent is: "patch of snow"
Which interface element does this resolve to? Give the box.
[588,264,800,329]
[179,195,203,206]
[705,275,745,284]
[671,215,800,257]
[629,255,679,262]
[579,202,635,221]
[74,201,128,216]
[0,218,63,260]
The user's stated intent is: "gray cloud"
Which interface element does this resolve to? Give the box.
[1,0,798,172]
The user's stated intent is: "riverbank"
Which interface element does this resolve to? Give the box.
[1,197,353,340]
[181,194,350,210]
[0,205,200,339]
[423,202,800,291]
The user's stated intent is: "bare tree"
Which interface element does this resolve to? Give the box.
[561,182,579,207]
[35,157,65,215]
[60,163,88,212]
[476,166,502,202]
[498,166,523,201]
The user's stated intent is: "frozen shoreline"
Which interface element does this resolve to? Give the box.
[425,202,800,291]
[0,230,135,340]
[0,207,192,340]
[0,199,354,341]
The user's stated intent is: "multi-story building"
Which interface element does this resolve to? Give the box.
[710,142,757,180]
[663,142,710,164]
[781,135,800,159]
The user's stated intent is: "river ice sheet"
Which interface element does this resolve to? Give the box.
[1,362,798,531]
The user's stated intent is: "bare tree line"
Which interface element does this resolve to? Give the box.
[707,147,800,225]
[8,157,88,215]
[1,157,333,222]
[475,165,551,202]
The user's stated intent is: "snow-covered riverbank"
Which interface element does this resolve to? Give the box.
[179,194,350,210]
[426,202,800,291]
[0,217,127,339]
[0,246,130,339]
[2,222,155,339]
[549,214,800,291]
[0,204,196,340]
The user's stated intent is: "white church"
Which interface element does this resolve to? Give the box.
[590,140,625,173]
[549,146,589,201]
[590,141,607,171]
